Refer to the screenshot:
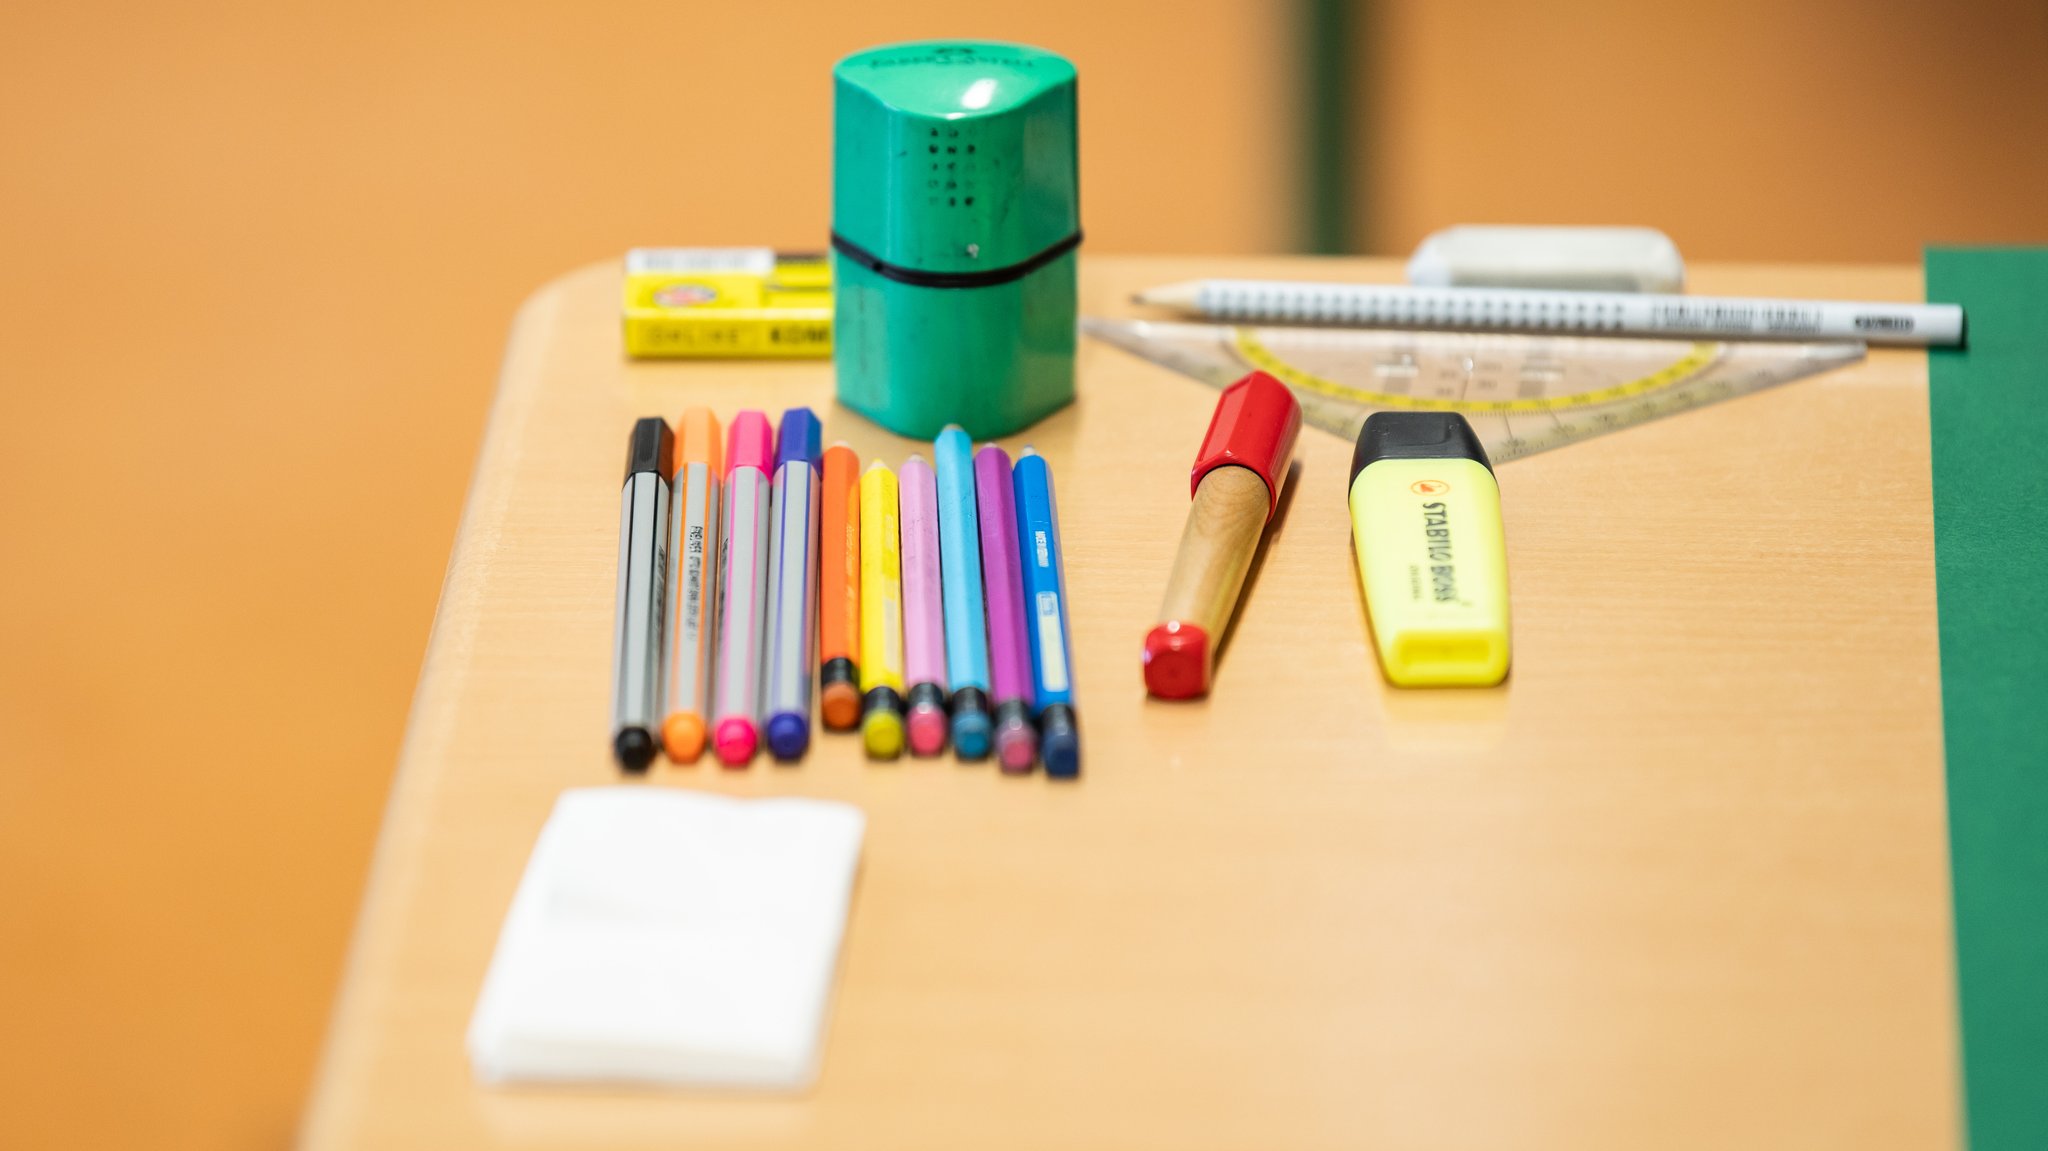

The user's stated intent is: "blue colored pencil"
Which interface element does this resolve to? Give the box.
[1013,448,1078,778]
[934,425,993,758]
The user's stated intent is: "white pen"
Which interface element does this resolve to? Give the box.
[762,408,822,762]
[1135,279,1965,347]
[659,409,721,764]
[711,410,775,767]
[611,417,672,772]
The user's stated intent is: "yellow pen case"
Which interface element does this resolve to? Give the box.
[623,247,832,358]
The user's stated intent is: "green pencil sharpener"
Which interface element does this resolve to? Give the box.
[832,41,1080,439]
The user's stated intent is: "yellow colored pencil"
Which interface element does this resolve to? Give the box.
[858,462,906,759]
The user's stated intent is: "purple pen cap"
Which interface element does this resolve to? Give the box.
[726,410,774,477]
[776,407,822,470]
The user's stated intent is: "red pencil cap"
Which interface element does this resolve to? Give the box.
[1188,371,1301,518]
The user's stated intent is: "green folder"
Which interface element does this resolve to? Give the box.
[1926,247,2048,1151]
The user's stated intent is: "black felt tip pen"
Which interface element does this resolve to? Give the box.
[611,417,673,771]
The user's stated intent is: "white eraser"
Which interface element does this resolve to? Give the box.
[466,788,866,1091]
[1407,225,1685,293]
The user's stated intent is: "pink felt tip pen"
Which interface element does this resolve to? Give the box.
[712,410,775,766]
[899,454,949,756]
[975,444,1038,772]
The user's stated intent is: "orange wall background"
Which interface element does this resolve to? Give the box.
[1359,0,2048,259]
[0,3,1288,1149]
[0,1,2041,1148]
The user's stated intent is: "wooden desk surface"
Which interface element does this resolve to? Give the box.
[300,257,1954,1151]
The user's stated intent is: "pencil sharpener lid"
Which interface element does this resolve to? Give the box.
[832,41,1079,273]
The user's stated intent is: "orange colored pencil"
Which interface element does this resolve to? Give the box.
[818,443,862,730]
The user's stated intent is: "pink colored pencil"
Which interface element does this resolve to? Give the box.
[975,444,1038,772]
[899,455,949,756]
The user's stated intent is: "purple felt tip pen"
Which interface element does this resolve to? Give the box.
[975,444,1037,772]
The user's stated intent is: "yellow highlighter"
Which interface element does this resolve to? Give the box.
[858,462,907,758]
[1347,412,1511,687]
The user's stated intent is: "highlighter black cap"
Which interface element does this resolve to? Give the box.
[1349,412,1492,484]
[624,417,675,483]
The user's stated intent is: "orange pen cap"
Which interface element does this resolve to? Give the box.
[675,407,722,476]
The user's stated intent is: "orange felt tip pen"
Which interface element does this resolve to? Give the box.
[661,408,722,761]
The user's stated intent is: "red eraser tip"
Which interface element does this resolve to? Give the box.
[725,411,774,478]
[906,707,949,757]
[996,727,1039,772]
[1189,371,1301,517]
[1142,621,1211,699]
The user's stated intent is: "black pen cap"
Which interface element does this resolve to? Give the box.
[1349,412,1491,485]
[624,417,675,483]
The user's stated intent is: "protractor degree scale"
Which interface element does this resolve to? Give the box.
[1083,318,1866,463]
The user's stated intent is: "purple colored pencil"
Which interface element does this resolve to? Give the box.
[975,444,1038,772]
[899,455,949,757]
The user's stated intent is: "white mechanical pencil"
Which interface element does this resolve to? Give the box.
[1135,279,1963,347]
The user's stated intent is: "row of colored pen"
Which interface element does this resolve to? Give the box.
[610,407,1080,778]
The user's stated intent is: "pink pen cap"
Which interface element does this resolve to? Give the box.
[725,410,774,478]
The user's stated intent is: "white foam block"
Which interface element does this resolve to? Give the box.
[1408,225,1686,293]
[466,787,866,1090]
